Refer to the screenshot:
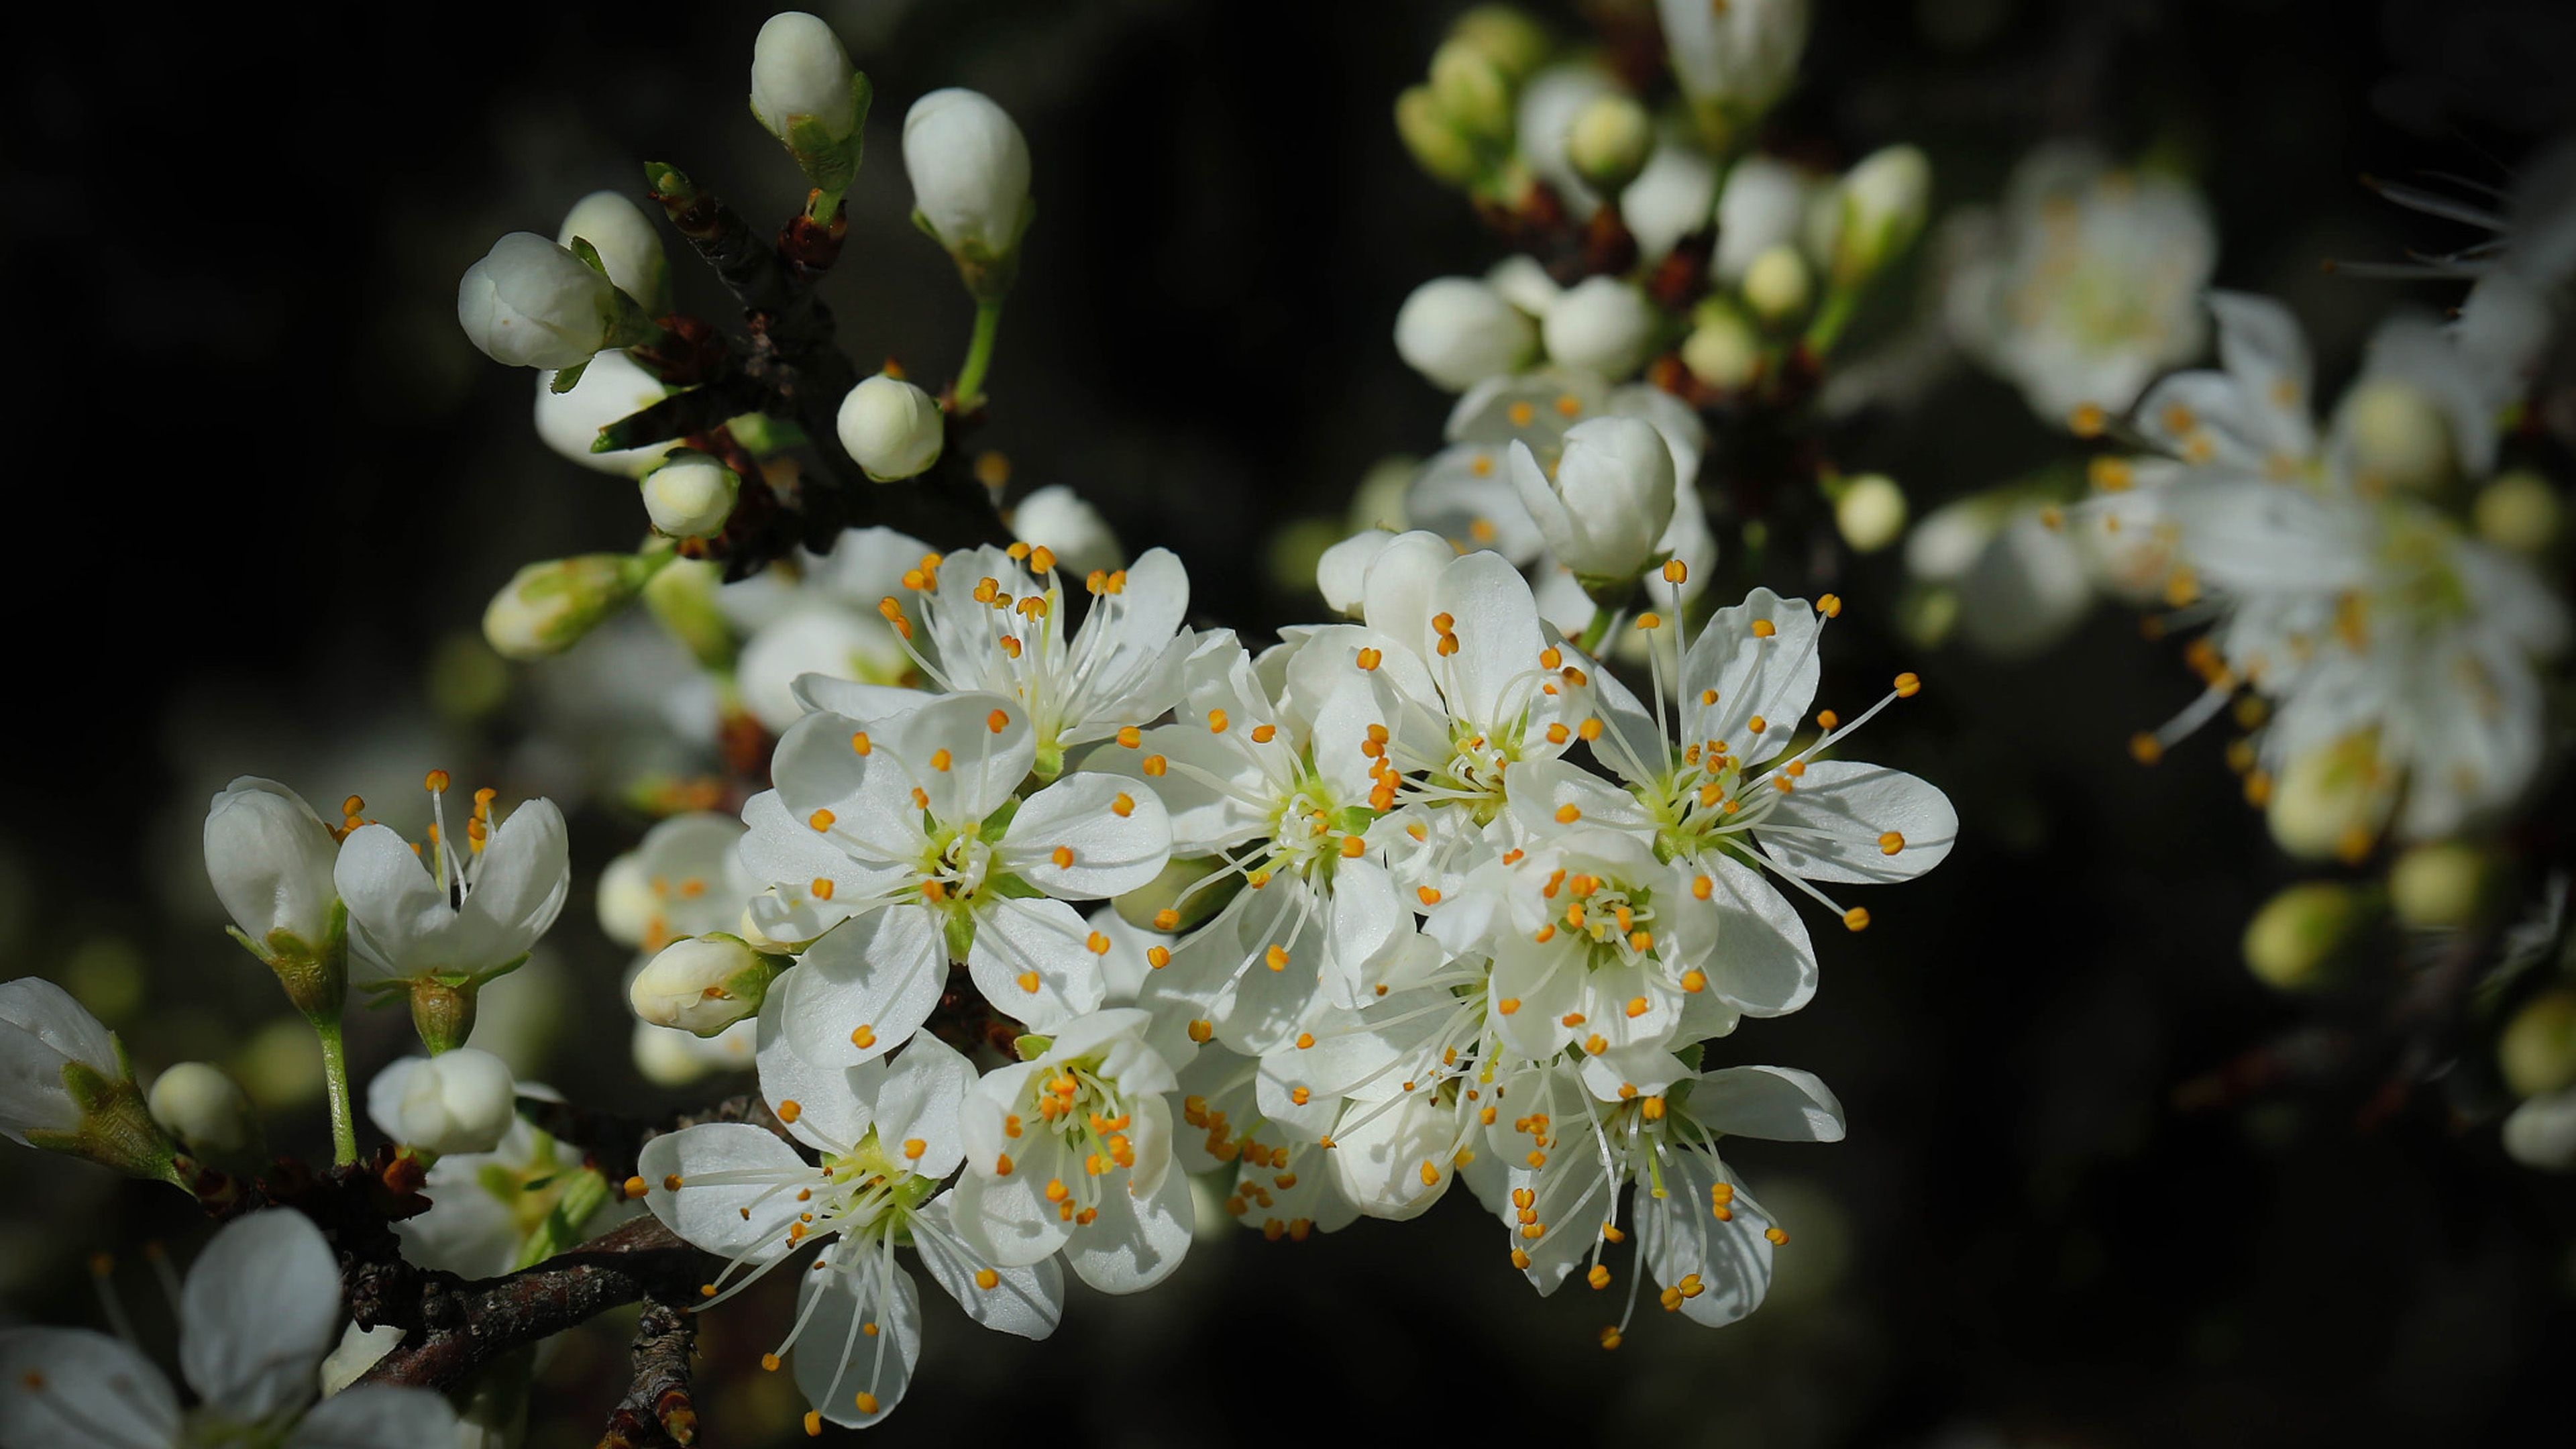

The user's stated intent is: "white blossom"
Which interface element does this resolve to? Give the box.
[0,1211,457,1447]
[641,1029,1058,1431]
[1943,146,2216,423]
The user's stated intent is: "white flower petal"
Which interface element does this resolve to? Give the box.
[793,1261,920,1428]
[967,896,1106,1032]
[772,909,945,1071]
[0,1327,180,1449]
[180,1209,341,1423]
[638,1122,812,1260]
[1635,1147,1774,1326]
[288,1385,462,1448]
[1758,760,1959,884]
[1063,1161,1193,1294]
[910,1194,1063,1338]
[1678,589,1821,767]
[1693,1065,1846,1141]
[1000,773,1173,899]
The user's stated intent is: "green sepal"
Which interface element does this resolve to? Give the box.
[984,873,1046,902]
[943,910,976,965]
[1013,1034,1053,1062]
[978,799,1023,843]
[549,358,590,394]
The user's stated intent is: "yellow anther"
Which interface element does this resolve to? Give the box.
[1188,1019,1213,1042]
[1146,945,1171,968]
[851,1024,877,1049]
[1356,647,1383,671]
[1587,1264,1612,1290]
[1635,612,1662,631]
[902,1138,926,1160]
[1662,559,1688,584]
[1892,672,1921,698]
[812,877,835,901]
[1142,755,1168,776]
[1817,709,1839,729]
[1086,931,1112,955]
[1417,886,1442,906]
[1339,834,1366,859]
[1765,1226,1789,1246]
[1878,830,1904,855]
[2129,733,2163,765]
[1207,708,1230,733]
[663,1173,686,1191]
[1680,969,1707,994]
[1843,906,1871,932]
[1265,944,1289,971]
[930,748,953,773]
[1112,792,1136,817]
[623,1175,647,1199]
[1419,1159,1440,1187]
[777,1099,803,1123]
[809,808,835,832]
[1027,545,1057,574]
[974,1269,1000,1290]
[1554,803,1582,824]
[1497,996,1521,1015]
[1117,726,1142,749]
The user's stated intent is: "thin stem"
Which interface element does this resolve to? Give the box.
[1577,606,1616,656]
[1802,284,1860,359]
[954,298,1005,411]
[312,1017,359,1167]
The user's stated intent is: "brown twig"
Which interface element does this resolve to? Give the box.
[598,1295,700,1448]
[354,1214,710,1394]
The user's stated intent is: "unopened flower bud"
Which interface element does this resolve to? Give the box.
[1429,38,1515,145]
[751,13,860,142]
[367,1049,517,1156]
[205,778,346,1018]
[535,350,676,479]
[557,191,669,318]
[1831,144,1931,286]
[1449,5,1552,80]
[904,89,1033,296]
[596,851,656,949]
[2500,989,2576,1098]
[640,451,740,539]
[483,552,663,661]
[837,374,946,481]
[1680,309,1759,389]
[1567,93,1653,192]
[2387,841,2501,929]
[1742,242,1813,323]
[1622,142,1719,261]
[1656,0,1809,140]
[2504,1089,2576,1171]
[1542,276,1656,381]
[1485,254,1562,315]
[2341,379,2454,493]
[1396,277,1537,392]
[1011,485,1122,577]
[2241,882,2372,991]
[1114,856,1243,936]
[457,233,621,371]
[1714,154,1815,282]
[1396,86,1483,187]
[629,934,779,1037]
[1509,416,1676,594]
[2474,469,2561,553]
[749,10,871,215]
[641,556,736,671]
[2266,733,2396,863]
[148,1062,258,1161]
[1,979,178,1182]
[1834,474,1909,553]
[1318,529,1398,617]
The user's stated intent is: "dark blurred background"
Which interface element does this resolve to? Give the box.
[6,1,2575,1444]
